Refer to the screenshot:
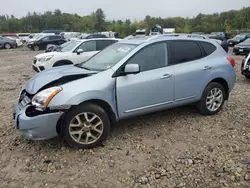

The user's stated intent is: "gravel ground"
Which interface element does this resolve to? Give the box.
[0,47,249,188]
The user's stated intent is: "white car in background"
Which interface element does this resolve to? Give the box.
[26,33,55,44]
[17,33,30,43]
[32,38,120,72]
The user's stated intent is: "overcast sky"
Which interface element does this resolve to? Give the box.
[0,0,249,20]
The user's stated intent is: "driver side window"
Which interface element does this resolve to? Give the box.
[76,41,97,52]
[42,37,50,42]
[126,42,168,72]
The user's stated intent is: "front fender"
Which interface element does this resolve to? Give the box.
[49,90,117,116]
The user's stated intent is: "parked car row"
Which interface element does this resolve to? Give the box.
[32,38,120,72]
[13,34,237,149]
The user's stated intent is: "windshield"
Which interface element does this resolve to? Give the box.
[78,43,137,71]
[234,34,246,40]
[242,38,250,43]
[61,40,82,52]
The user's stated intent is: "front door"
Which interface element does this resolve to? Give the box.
[73,40,98,63]
[116,42,174,118]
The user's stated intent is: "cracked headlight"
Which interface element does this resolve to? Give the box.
[32,87,62,109]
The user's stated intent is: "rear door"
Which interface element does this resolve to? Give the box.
[170,40,216,105]
[49,36,60,45]
[39,36,50,49]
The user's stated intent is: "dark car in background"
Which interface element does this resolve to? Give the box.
[27,35,67,51]
[41,30,65,35]
[207,35,229,52]
[78,33,108,39]
[233,38,250,55]
[210,32,229,40]
[45,40,72,52]
[227,33,250,47]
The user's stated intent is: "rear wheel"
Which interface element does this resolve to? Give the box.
[61,103,111,149]
[4,43,11,49]
[197,82,226,115]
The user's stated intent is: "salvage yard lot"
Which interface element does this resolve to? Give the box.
[0,48,250,188]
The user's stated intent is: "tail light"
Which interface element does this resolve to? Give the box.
[227,57,235,67]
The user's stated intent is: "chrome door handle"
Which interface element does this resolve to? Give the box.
[203,66,212,71]
[161,74,172,79]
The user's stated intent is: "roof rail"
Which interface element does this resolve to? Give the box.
[144,35,163,41]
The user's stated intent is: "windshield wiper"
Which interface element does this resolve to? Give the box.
[74,63,92,70]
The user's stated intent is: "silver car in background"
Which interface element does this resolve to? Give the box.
[0,36,17,49]
[13,35,236,149]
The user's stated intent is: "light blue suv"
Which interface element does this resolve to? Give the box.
[13,35,236,148]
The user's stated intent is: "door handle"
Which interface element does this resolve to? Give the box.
[161,74,172,79]
[203,66,212,71]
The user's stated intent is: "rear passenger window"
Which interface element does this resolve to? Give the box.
[171,41,202,64]
[97,40,115,50]
[200,41,216,56]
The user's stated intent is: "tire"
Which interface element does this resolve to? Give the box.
[245,75,250,79]
[33,45,40,51]
[196,82,226,115]
[53,61,73,67]
[4,43,11,49]
[61,103,111,149]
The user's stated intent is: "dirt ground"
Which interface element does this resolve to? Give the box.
[0,47,249,188]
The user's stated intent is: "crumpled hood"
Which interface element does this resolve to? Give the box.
[25,65,98,94]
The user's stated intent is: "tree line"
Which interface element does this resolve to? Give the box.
[0,6,250,38]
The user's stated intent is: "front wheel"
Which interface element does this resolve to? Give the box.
[61,103,111,149]
[196,82,226,115]
[33,45,40,51]
[4,43,11,49]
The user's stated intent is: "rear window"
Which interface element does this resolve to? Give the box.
[199,41,216,56]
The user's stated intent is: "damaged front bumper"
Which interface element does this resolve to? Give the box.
[13,104,64,140]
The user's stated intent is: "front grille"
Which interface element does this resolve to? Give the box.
[32,65,39,72]
[39,66,45,71]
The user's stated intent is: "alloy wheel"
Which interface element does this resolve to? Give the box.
[5,43,11,49]
[206,88,223,112]
[68,112,104,145]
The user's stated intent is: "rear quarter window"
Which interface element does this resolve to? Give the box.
[199,41,216,56]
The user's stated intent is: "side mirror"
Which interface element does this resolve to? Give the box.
[77,49,84,55]
[124,64,140,74]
